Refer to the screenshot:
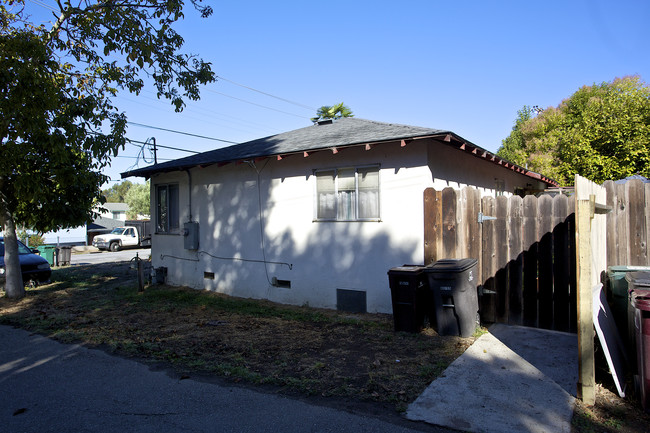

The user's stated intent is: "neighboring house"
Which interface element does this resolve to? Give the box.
[98,203,130,221]
[121,118,557,314]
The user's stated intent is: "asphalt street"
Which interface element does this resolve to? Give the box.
[71,248,151,265]
[0,325,445,433]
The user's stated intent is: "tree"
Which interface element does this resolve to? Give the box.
[1,1,214,298]
[311,102,354,123]
[496,76,650,185]
[125,181,150,219]
[103,180,133,203]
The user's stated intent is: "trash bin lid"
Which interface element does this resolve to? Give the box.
[388,266,424,275]
[625,271,650,287]
[631,291,650,311]
[426,258,477,273]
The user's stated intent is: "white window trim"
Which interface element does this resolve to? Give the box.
[313,164,381,222]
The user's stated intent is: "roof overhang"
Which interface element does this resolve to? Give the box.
[121,131,558,188]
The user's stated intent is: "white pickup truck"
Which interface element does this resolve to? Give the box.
[92,221,152,252]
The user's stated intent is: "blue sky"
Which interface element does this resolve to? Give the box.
[24,0,650,185]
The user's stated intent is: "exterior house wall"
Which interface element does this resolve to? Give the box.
[150,140,548,313]
[428,143,548,195]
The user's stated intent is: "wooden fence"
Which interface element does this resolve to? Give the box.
[604,179,650,267]
[424,187,577,332]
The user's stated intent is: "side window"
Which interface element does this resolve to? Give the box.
[315,166,380,221]
[156,184,179,233]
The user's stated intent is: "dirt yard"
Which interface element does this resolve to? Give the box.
[1,261,649,431]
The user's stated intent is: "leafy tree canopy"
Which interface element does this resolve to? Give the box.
[103,180,134,203]
[496,76,650,186]
[125,181,150,218]
[311,102,354,123]
[0,0,214,298]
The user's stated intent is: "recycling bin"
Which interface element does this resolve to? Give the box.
[37,245,56,267]
[630,290,650,412]
[607,266,650,340]
[627,271,650,375]
[388,266,431,333]
[425,258,479,337]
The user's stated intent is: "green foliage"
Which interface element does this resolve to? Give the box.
[125,181,150,218]
[0,0,214,298]
[311,102,354,122]
[103,180,133,203]
[17,230,44,248]
[497,76,650,185]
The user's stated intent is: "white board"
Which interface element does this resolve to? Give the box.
[593,283,627,397]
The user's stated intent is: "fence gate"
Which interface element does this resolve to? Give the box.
[424,187,576,332]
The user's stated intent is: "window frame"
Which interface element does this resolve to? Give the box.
[155,183,180,234]
[313,164,381,222]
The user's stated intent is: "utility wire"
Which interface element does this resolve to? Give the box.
[216,76,315,111]
[205,89,309,119]
[128,121,238,144]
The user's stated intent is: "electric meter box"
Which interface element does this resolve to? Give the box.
[183,221,199,250]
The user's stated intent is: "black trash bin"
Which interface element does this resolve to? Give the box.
[388,266,431,333]
[626,272,650,376]
[425,258,479,337]
[630,290,650,412]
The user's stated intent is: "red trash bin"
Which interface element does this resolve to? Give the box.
[631,290,650,412]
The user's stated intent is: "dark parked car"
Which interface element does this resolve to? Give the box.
[0,238,52,287]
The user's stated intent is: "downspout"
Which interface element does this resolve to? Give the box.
[186,169,193,222]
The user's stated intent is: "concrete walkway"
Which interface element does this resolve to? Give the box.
[407,324,578,433]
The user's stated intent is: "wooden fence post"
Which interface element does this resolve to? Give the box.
[576,196,595,405]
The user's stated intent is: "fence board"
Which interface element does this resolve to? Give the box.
[647,183,650,265]
[464,187,481,270]
[442,188,458,259]
[508,196,523,326]
[604,180,617,267]
[495,196,509,324]
[537,195,554,330]
[627,180,647,265]
[522,195,539,327]
[568,198,577,333]
[553,195,570,332]
[423,188,437,266]
[615,182,629,266]
[481,196,496,323]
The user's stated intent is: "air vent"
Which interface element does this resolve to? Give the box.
[204,272,215,280]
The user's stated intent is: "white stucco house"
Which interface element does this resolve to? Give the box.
[122,118,556,313]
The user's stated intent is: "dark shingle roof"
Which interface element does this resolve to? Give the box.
[120,117,558,187]
[121,118,449,178]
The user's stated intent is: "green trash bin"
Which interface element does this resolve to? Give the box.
[37,245,56,267]
[607,266,650,340]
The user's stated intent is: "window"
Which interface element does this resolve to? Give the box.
[315,166,380,221]
[156,184,179,233]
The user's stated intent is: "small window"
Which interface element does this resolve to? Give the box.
[156,184,179,233]
[314,166,380,221]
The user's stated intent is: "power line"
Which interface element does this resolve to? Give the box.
[205,89,310,119]
[127,140,200,154]
[128,121,238,144]
[216,76,315,111]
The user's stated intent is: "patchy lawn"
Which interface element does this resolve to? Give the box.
[2,261,649,432]
[0,261,473,414]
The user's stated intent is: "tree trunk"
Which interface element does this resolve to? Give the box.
[1,203,25,298]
